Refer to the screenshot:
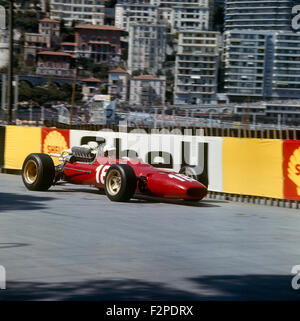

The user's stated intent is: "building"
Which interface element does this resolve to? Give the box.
[115,3,158,31]
[36,51,75,77]
[130,75,166,106]
[225,0,294,31]
[171,5,209,33]
[234,100,300,124]
[24,18,60,63]
[155,0,210,31]
[50,0,105,26]
[39,17,60,39]
[0,30,8,69]
[128,23,167,74]
[81,77,101,101]
[224,30,300,102]
[108,67,130,102]
[174,30,220,105]
[24,33,51,63]
[74,24,124,66]
[61,42,76,54]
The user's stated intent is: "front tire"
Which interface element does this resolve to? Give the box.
[104,164,137,202]
[22,153,55,191]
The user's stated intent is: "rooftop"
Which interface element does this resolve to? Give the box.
[132,75,162,81]
[61,42,76,46]
[109,67,128,74]
[81,77,101,83]
[75,24,124,32]
[37,51,75,58]
[40,18,60,24]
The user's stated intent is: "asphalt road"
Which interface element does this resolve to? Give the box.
[0,173,300,301]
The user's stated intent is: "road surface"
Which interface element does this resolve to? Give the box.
[0,173,299,300]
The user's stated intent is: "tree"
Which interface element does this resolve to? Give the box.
[18,80,83,106]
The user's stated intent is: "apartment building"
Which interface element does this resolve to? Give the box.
[36,51,75,77]
[115,3,158,31]
[224,30,300,101]
[50,0,105,26]
[129,75,166,106]
[225,0,294,31]
[235,100,300,124]
[128,23,167,75]
[81,77,101,101]
[74,24,124,66]
[171,5,209,33]
[24,18,60,63]
[39,17,61,38]
[174,30,220,105]
[108,67,130,102]
[0,30,8,69]
[155,0,210,31]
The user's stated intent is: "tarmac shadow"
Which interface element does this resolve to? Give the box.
[0,192,54,212]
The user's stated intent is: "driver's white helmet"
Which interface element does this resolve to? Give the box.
[103,144,116,157]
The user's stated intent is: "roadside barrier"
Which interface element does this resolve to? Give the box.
[0,125,300,208]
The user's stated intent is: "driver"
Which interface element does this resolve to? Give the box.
[102,144,117,158]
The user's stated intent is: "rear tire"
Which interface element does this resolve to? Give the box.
[22,153,55,191]
[104,164,137,202]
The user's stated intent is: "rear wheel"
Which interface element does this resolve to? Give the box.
[22,153,55,191]
[104,164,137,202]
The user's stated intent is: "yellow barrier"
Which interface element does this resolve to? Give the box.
[4,126,41,170]
[223,138,283,199]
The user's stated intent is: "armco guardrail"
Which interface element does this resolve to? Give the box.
[0,125,300,208]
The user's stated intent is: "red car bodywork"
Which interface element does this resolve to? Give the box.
[63,156,208,201]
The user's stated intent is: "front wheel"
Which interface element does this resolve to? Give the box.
[22,153,55,191]
[104,164,137,202]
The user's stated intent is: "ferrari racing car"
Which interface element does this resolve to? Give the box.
[21,142,207,202]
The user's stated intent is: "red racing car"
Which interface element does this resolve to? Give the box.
[21,142,207,202]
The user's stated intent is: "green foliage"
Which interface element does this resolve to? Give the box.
[19,80,83,106]
[156,69,163,76]
[121,48,128,61]
[132,70,142,77]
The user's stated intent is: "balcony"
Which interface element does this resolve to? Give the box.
[36,67,75,78]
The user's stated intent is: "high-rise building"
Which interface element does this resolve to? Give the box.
[225,0,294,31]
[171,5,209,33]
[115,3,158,31]
[50,0,105,26]
[128,23,167,74]
[156,0,210,31]
[224,30,300,101]
[174,30,220,105]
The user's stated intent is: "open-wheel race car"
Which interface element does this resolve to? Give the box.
[21,141,207,202]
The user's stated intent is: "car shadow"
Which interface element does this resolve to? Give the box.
[132,194,221,207]
[48,187,220,207]
[0,274,299,301]
[0,193,55,212]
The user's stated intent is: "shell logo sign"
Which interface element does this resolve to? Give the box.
[283,141,300,200]
[42,128,70,165]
